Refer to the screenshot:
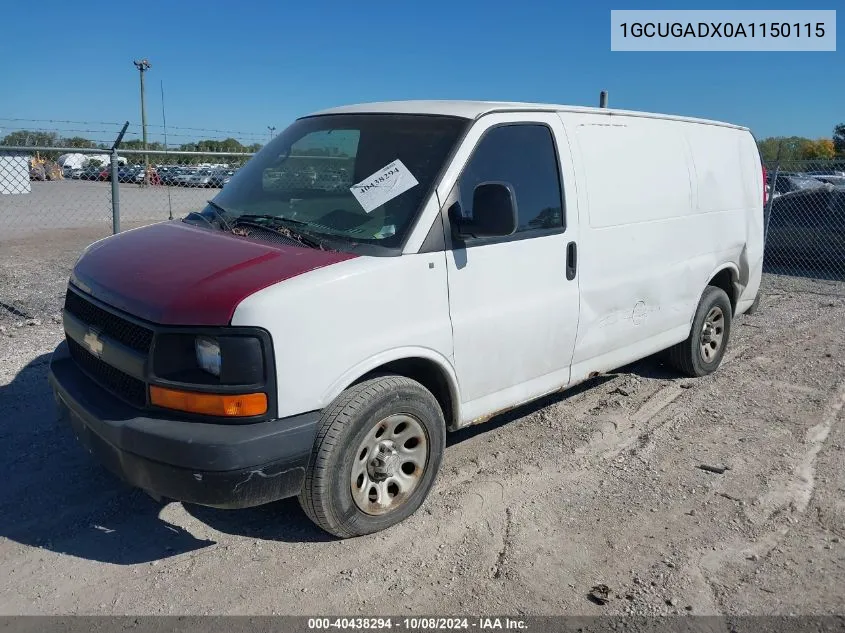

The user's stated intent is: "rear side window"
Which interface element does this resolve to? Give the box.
[457,124,564,237]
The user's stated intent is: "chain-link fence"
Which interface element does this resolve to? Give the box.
[0,144,253,325]
[762,158,845,283]
[0,146,253,236]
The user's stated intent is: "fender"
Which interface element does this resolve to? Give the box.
[706,262,740,286]
[691,261,740,325]
[320,346,462,425]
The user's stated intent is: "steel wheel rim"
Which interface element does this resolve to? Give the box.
[699,306,725,363]
[350,413,428,516]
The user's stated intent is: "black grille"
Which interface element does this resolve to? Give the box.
[67,338,147,408]
[65,289,154,353]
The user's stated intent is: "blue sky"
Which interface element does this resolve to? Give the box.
[0,0,841,146]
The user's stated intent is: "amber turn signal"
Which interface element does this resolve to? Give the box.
[149,385,267,417]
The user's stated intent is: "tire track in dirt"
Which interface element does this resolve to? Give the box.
[423,370,708,580]
[693,378,845,611]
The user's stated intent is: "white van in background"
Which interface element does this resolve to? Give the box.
[50,101,765,538]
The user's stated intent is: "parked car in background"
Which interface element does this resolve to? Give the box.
[208,169,235,188]
[117,166,138,183]
[221,171,236,187]
[132,167,148,183]
[80,165,108,181]
[767,172,828,197]
[173,168,200,187]
[182,169,217,187]
[765,188,845,268]
[162,167,191,186]
[808,174,845,188]
[805,168,845,178]
[157,166,176,183]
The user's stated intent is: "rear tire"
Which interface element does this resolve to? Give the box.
[667,286,733,378]
[299,375,446,538]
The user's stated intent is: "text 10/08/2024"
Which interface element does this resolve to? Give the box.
[307,618,528,630]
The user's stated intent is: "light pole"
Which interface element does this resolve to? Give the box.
[133,58,152,185]
[268,126,276,142]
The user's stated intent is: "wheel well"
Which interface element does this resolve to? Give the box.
[708,268,737,314]
[358,358,456,429]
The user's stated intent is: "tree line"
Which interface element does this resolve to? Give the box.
[754,123,844,163]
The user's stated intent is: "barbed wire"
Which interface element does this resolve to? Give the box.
[0,127,128,136]
[0,118,271,141]
[0,117,125,126]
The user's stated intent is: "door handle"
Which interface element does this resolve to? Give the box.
[566,241,577,281]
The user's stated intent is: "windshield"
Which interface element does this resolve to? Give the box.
[198,113,468,254]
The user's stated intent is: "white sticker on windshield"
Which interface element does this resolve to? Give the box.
[350,159,419,213]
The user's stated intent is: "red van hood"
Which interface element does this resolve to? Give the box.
[70,221,356,325]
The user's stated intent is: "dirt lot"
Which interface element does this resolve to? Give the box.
[1,271,844,616]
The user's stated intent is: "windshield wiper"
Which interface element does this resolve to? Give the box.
[183,211,214,228]
[204,199,233,231]
[236,213,308,226]
[231,215,332,251]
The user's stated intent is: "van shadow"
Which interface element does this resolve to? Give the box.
[182,498,334,544]
[1,350,678,557]
[1,352,338,558]
[0,352,220,564]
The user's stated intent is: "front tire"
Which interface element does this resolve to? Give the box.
[667,286,733,378]
[299,375,446,538]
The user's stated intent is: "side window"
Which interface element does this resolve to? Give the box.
[457,124,564,238]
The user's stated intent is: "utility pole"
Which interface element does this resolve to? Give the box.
[268,126,276,142]
[133,58,152,185]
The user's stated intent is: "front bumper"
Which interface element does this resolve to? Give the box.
[48,340,319,509]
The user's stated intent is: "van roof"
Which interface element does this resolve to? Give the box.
[306,100,749,131]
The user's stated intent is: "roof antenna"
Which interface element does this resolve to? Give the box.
[599,91,608,108]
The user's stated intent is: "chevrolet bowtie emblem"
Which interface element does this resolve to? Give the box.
[83,329,104,357]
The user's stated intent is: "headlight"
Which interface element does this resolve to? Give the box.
[149,328,274,419]
[153,331,267,386]
[195,336,221,376]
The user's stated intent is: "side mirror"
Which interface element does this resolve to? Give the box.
[452,182,518,239]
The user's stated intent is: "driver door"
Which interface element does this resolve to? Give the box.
[439,112,580,423]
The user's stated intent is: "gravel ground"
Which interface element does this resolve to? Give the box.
[1,271,844,615]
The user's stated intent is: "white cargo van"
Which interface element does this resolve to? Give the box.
[49,101,765,537]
